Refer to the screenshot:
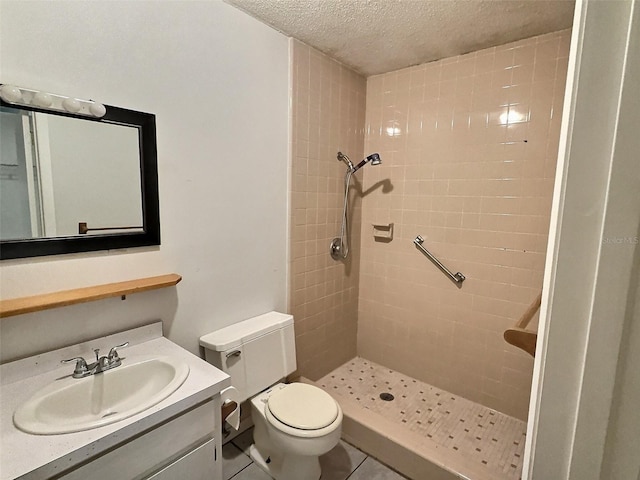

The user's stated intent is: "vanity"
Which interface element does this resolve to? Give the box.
[0,322,230,480]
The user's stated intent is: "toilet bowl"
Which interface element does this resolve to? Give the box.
[249,383,343,480]
[199,312,343,480]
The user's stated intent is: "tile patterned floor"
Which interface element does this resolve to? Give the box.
[224,427,407,480]
[318,357,527,480]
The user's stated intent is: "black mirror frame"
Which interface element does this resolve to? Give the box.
[0,101,160,260]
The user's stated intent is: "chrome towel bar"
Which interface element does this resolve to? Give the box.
[413,235,465,287]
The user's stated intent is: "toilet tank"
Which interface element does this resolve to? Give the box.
[199,312,296,403]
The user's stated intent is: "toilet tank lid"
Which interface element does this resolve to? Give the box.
[199,311,294,352]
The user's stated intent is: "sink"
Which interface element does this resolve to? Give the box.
[13,356,189,435]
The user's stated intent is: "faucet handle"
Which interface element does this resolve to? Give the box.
[61,357,89,376]
[107,342,129,362]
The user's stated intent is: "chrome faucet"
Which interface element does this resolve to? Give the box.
[61,342,129,378]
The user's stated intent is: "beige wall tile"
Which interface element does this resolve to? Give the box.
[289,40,366,380]
[359,30,571,420]
[291,30,570,419]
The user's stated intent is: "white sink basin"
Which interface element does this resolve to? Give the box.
[13,356,189,435]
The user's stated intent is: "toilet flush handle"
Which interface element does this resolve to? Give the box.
[226,350,241,358]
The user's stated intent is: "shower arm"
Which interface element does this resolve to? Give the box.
[351,158,370,173]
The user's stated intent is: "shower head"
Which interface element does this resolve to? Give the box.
[368,153,382,166]
[351,152,382,173]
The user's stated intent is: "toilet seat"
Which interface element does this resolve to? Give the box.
[267,383,339,431]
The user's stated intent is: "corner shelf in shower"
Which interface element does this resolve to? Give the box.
[0,273,182,318]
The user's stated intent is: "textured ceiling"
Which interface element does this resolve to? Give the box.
[225,0,575,76]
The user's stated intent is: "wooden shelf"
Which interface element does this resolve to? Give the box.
[503,327,537,357]
[0,274,182,318]
[503,291,542,357]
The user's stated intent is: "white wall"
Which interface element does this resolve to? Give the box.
[0,1,290,362]
[46,115,143,236]
[601,269,640,479]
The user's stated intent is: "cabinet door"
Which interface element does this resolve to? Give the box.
[146,438,216,480]
[59,401,216,480]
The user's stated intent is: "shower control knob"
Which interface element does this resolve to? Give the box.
[330,238,343,261]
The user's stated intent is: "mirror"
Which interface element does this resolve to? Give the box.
[0,100,159,259]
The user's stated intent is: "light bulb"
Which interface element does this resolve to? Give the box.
[32,92,53,108]
[89,102,106,117]
[62,97,82,113]
[0,85,23,103]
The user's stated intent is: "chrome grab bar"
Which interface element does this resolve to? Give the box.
[413,235,465,287]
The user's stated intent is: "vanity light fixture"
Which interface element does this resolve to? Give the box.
[0,84,106,118]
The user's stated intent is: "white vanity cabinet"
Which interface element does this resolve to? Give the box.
[59,400,219,480]
[146,438,216,480]
[0,323,230,480]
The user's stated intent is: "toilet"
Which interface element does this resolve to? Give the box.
[199,312,343,480]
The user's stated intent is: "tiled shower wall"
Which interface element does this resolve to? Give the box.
[289,40,367,380]
[358,30,571,419]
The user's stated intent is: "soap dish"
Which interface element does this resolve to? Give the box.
[372,223,393,241]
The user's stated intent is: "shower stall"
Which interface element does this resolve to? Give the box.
[290,27,570,480]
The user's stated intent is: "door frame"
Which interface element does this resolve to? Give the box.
[525,1,639,478]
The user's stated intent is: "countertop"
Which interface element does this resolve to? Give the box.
[0,322,230,480]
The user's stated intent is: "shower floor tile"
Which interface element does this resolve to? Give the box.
[318,357,527,480]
